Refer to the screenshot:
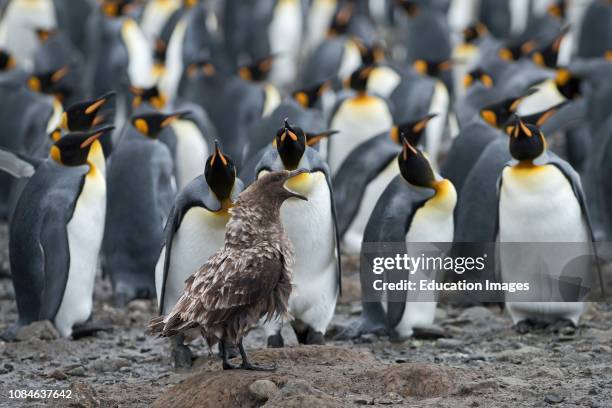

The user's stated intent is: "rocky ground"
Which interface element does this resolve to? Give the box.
[0,222,611,407]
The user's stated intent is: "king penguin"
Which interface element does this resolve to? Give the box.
[102,111,182,306]
[255,120,341,347]
[497,117,601,332]
[357,138,456,339]
[1,126,113,338]
[327,65,393,175]
[0,0,57,70]
[155,141,244,367]
[334,114,438,254]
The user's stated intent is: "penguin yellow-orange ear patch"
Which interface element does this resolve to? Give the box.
[28,77,41,92]
[50,129,62,142]
[481,110,497,126]
[532,52,545,67]
[390,127,400,144]
[481,74,493,88]
[437,60,452,72]
[498,48,513,61]
[239,67,252,81]
[202,63,215,76]
[294,92,309,108]
[134,118,149,135]
[519,120,532,137]
[50,145,62,163]
[556,68,571,85]
[605,50,612,61]
[463,74,473,88]
[520,40,537,55]
[413,60,427,75]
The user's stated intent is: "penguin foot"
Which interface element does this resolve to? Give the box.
[549,318,576,334]
[71,322,113,340]
[172,344,194,369]
[513,320,534,334]
[267,333,284,348]
[304,329,325,345]
[241,361,277,371]
[334,318,387,340]
[0,323,18,342]
[222,360,241,370]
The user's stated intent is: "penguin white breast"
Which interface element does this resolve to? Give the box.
[329,96,393,175]
[405,181,456,243]
[268,0,303,87]
[140,0,181,44]
[121,19,155,88]
[155,206,229,314]
[343,159,399,254]
[517,80,566,116]
[499,165,589,242]
[499,164,589,324]
[54,166,106,337]
[262,84,281,117]
[160,18,187,102]
[0,0,56,69]
[338,40,362,80]
[171,119,209,189]
[425,81,450,172]
[280,171,338,328]
[46,97,64,133]
[367,66,401,99]
[305,0,336,53]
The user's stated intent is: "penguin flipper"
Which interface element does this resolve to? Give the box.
[332,133,400,236]
[38,209,71,322]
[0,148,41,178]
[544,153,606,299]
[362,176,433,330]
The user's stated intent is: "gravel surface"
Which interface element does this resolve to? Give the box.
[0,223,611,407]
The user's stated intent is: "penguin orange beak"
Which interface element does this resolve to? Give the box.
[284,169,309,201]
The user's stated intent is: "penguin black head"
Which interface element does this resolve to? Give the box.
[395,0,419,17]
[275,119,306,170]
[50,125,114,166]
[555,68,582,100]
[205,140,236,202]
[479,89,537,128]
[28,66,71,98]
[101,0,135,17]
[463,22,488,44]
[238,55,274,82]
[62,92,116,132]
[463,68,493,89]
[531,27,569,69]
[391,114,437,146]
[413,59,452,79]
[130,85,167,110]
[131,111,189,138]
[398,137,436,188]
[347,65,374,93]
[328,2,354,36]
[292,80,330,109]
[0,50,15,71]
[507,116,546,162]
